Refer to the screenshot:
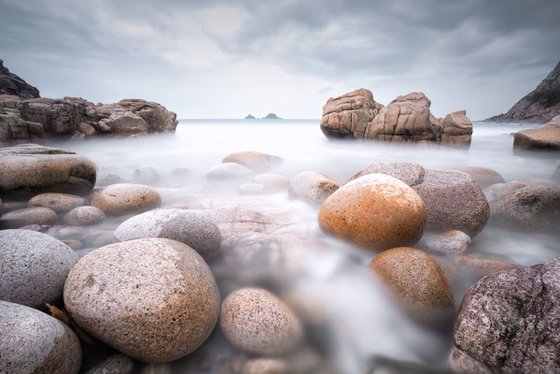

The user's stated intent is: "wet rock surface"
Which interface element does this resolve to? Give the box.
[0,301,82,374]
[451,257,560,372]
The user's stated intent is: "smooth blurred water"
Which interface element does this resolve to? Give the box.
[47,120,559,373]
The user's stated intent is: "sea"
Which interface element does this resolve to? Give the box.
[46,119,559,373]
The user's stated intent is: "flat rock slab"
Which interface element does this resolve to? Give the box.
[0,143,96,200]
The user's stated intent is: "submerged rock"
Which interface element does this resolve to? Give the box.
[416,230,471,256]
[452,166,505,190]
[368,247,454,313]
[0,301,82,374]
[220,288,303,356]
[289,171,340,205]
[0,144,97,200]
[0,229,78,308]
[85,354,135,374]
[450,257,560,372]
[222,151,284,172]
[64,238,220,363]
[318,174,427,250]
[206,162,254,180]
[0,206,57,228]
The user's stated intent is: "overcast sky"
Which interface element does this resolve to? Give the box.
[1,0,558,120]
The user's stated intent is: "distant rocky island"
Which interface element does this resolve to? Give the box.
[244,113,282,120]
[0,59,178,144]
[488,60,560,123]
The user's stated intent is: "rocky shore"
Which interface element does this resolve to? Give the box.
[0,60,178,144]
[1,139,559,373]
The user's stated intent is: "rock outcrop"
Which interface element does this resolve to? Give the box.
[0,60,178,143]
[321,89,472,145]
[489,60,560,123]
[0,95,178,143]
[0,59,40,98]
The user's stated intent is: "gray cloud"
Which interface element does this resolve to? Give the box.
[0,0,558,119]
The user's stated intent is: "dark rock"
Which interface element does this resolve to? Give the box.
[0,144,97,200]
[0,59,40,98]
[244,114,256,120]
[450,257,560,372]
[488,60,560,123]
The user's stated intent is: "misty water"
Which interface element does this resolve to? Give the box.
[48,120,559,373]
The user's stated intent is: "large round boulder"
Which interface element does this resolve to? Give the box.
[220,288,303,356]
[289,171,340,205]
[0,229,78,308]
[0,144,96,200]
[412,169,490,237]
[63,238,220,363]
[0,301,82,374]
[489,182,560,232]
[318,174,427,250]
[368,247,454,312]
[92,183,161,215]
[450,257,560,372]
[114,208,221,258]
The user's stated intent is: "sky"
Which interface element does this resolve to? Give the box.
[0,0,558,120]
